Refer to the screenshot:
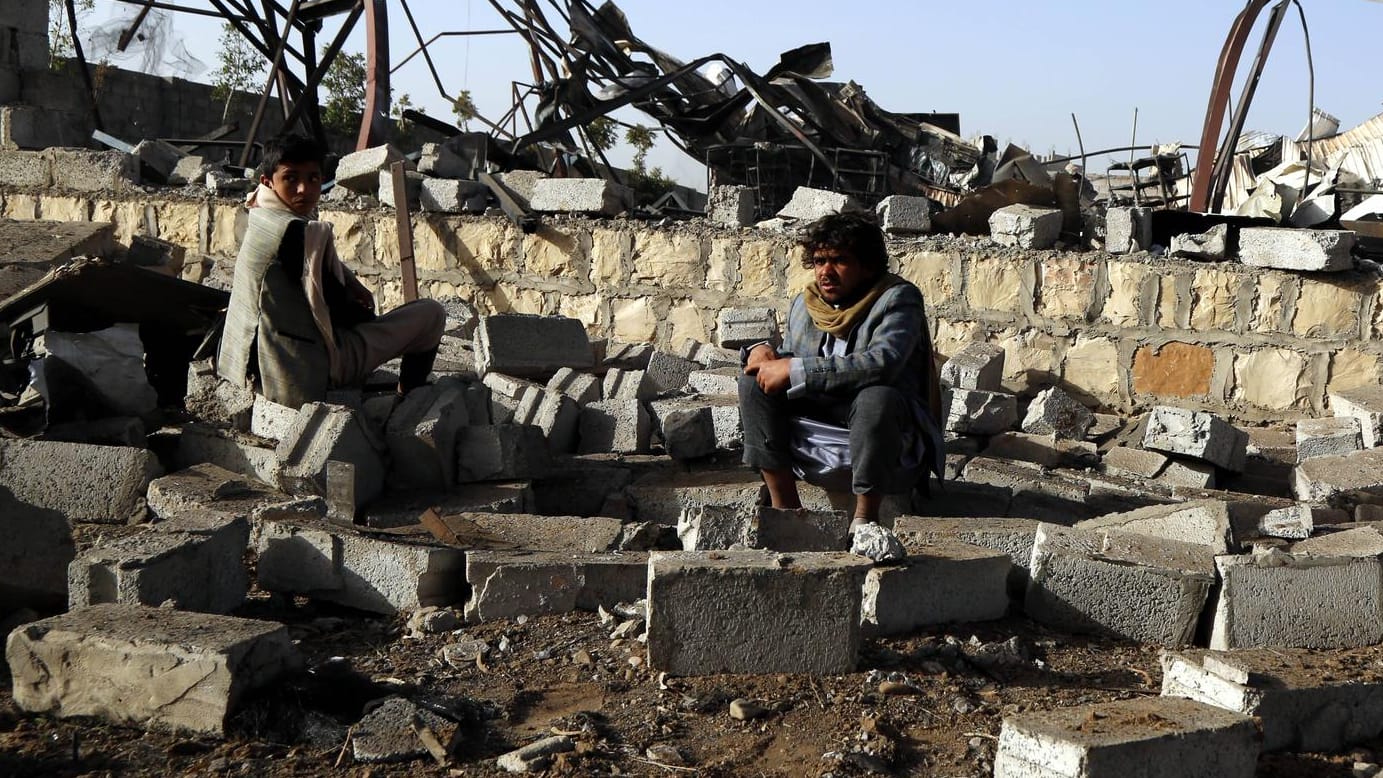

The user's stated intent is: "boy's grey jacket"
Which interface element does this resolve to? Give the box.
[780,280,946,482]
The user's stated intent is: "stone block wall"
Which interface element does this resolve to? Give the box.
[3,187,1379,422]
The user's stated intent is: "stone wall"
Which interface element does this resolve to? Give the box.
[3,187,1379,422]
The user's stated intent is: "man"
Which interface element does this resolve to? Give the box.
[739,212,944,529]
[218,133,446,408]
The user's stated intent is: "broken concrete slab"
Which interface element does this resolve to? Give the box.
[1022,387,1094,440]
[145,463,323,526]
[335,145,407,194]
[250,394,299,442]
[1331,385,1383,448]
[1156,458,1217,490]
[1074,500,1260,555]
[647,550,873,675]
[276,403,384,507]
[993,696,1257,778]
[776,186,860,221]
[1105,206,1153,255]
[378,169,423,208]
[352,696,452,764]
[1142,406,1249,473]
[893,515,1041,593]
[676,339,739,370]
[0,438,160,524]
[578,400,651,455]
[1293,447,1383,506]
[753,506,850,552]
[1101,446,1169,479]
[1026,523,1216,646]
[861,541,1009,635]
[6,604,299,736]
[463,550,647,622]
[427,511,622,553]
[185,358,254,431]
[677,502,756,551]
[130,139,184,184]
[1161,647,1383,753]
[1211,532,1383,649]
[1296,416,1362,462]
[254,518,466,614]
[1170,223,1229,261]
[875,194,931,235]
[706,184,756,228]
[1257,503,1314,540]
[1239,227,1355,272]
[716,307,778,350]
[940,341,1005,391]
[943,388,1018,435]
[989,203,1062,249]
[649,397,720,459]
[475,314,594,379]
[529,177,630,215]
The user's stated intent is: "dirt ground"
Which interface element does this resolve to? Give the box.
[0,592,1372,778]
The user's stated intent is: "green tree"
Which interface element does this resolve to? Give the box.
[452,90,476,131]
[48,0,95,70]
[211,24,266,121]
[584,116,616,153]
[321,51,366,138]
[622,123,675,205]
[625,124,656,171]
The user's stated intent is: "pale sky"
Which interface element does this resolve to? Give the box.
[81,0,1383,188]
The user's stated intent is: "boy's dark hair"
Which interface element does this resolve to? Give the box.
[259,133,326,178]
[798,211,889,274]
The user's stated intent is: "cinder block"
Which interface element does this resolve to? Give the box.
[1161,647,1383,753]
[1331,385,1383,447]
[1026,523,1216,646]
[47,147,138,191]
[943,388,1018,435]
[529,178,630,215]
[989,203,1062,249]
[649,397,720,459]
[1105,206,1152,254]
[861,541,1009,635]
[510,388,580,454]
[463,550,647,621]
[715,307,778,349]
[1257,503,1313,540]
[940,341,1005,391]
[335,144,406,194]
[0,438,160,524]
[1074,499,1266,555]
[546,367,602,406]
[131,139,184,184]
[776,186,860,221]
[687,366,740,397]
[645,350,699,395]
[0,147,50,186]
[754,506,850,552]
[647,550,874,675]
[1296,417,1362,462]
[1022,386,1094,440]
[1142,406,1249,472]
[602,368,654,402]
[417,142,470,179]
[175,424,281,486]
[1240,227,1355,272]
[0,491,74,612]
[894,515,1040,596]
[1101,445,1168,479]
[250,394,299,441]
[456,424,551,482]
[275,403,384,507]
[6,604,300,737]
[676,339,739,369]
[254,518,466,614]
[377,169,424,209]
[706,184,756,227]
[1210,528,1383,649]
[875,194,931,234]
[1157,458,1217,489]
[493,169,547,203]
[475,314,594,379]
[436,511,622,553]
[626,469,763,524]
[532,455,634,517]
[677,502,756,551]
[994,697,1257,778]
[1293,447,1383,506]
[1170,223,1229,261]
[984,432,1099,470]
[578,399,651,454]
[385,381,468,489]
[602,342,654,370]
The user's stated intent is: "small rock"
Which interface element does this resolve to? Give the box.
[352,697,450,764]
[729,698,770,720]
[645,744,686,765]
[850,524,906,562]
[497,735,575,773]
[407,607,460,637]
[442,638,489,668]
[611,619,645,640]
[878,681,923,696]
[572,649,593,667]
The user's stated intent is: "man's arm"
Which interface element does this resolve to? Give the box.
[797,284,926,396]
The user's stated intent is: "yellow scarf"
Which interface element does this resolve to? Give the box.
[803,272,904,336]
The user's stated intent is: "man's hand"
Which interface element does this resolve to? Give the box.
[743,343,776,374]
[752,356,792,395]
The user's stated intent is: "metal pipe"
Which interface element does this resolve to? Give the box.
[357,0,390,150]
[239,0,301,168]
[1210,0,1289,213]
[65,0,104,132]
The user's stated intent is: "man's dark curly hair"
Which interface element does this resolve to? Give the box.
[259,133,326,178]
[798,211,889,275]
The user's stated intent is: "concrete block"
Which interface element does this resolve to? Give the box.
[1293,448,1383,506]
[753,506,850,552]
[1142,406,1249,472]
[940,341,1005,391]
[493,169,547,203]
[385,381,468,489]
[602,368,654,402]
[0,105,50,151]
[985,432,1099,470]
[546,367,602,406]
[1105,206,1153,254]
[578,400,651,454]
[254,518,466,614]
[6,604,299,737]
[989,203,1062,249]
[861,541,1009,635]
[168,155,212,187]
[275,402,384,507]
[335,145,406,194]
[47,148,138,191]
[0,438,160,524]
[894,515,1040,595]
[1210,530,1383,649]
[1075,499,1261,555]
[0,147,50,186]
[993,696,1257,778]
[434,511,622,553]
[476,314,594,379]
[416,141,470,179]
[776,186,860,221]
[0,492,73,612]
[1258,503,1313,540]
[1022,386,1094,440]
[362,482,533,529]
[1026,523,1216,645]
[1102,445,1169,479]
[677,339,739,369]
[1240,227,1355,272]
[532,455,634,517]
[175,424,280,486]
[677,502,756,550]
[627,469,763,524]
[1157,458,1217,489]
[145,462,322,523]
[602,341,654,370]
[456,424,551,482]
[131,139,184,184]
[250,394,299,441]
[68,515,249,614]
[647,550,874,675]
[1297,416,1362,462]
[645,350,699,395]
[1161,647,1383,753]
[649,397,720,459]
[943,388,1018,435]
[706,184,756,227]
[463,550,647,622]
[687,366,740,397]
[716,307,778,349]
[529,177,630,216]
[207,170,254,197]
[377,169,424,209]
[1170,223,1229,261]
[875,194,931,234]
[1331,385,1383,448]
[510,388,580,453]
